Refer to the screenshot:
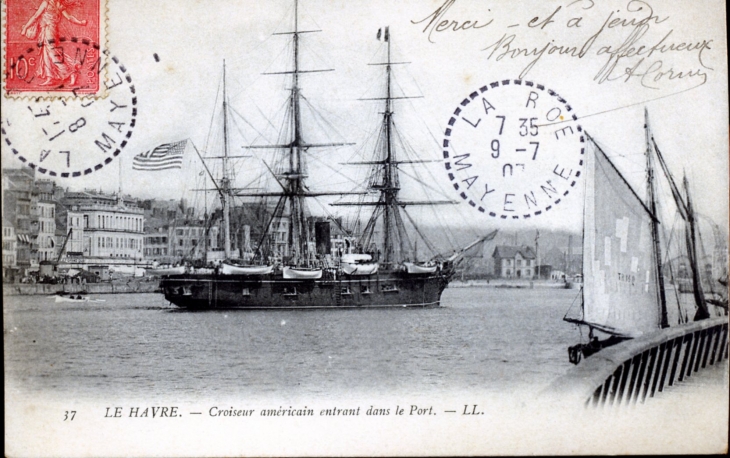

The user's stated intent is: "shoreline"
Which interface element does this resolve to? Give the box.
[449,279,578,290]
[4,278,579,296]
[3,281,161,296]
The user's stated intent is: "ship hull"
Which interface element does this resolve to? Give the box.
[160,270,451,309]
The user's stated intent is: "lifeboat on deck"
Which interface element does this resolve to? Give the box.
[220,262,273,275]
[148,266,187,276]
[403,262,438,274]
[282,266,323,279]
[341,254,379,276]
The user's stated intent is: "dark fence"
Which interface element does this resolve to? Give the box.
[548,317,728,408]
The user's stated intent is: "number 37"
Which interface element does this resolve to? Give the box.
[64,410,76,421]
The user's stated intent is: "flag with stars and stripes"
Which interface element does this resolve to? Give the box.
[132,140,187,171]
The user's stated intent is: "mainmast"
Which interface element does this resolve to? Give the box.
[239,0,355,266]
[644,110,669,328]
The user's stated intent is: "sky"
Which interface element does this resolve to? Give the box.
[2,0,728,236]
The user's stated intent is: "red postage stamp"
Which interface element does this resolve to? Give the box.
[3,0,106,97]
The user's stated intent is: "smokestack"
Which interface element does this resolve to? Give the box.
[315,221,331,256]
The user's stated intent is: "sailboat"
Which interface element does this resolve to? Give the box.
[565,109,724,364]
[158,2,496,310]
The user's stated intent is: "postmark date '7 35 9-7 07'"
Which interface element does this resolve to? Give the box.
[443,80,583,220]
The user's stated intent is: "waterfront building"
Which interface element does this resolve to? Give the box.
[2,218,17,278]
[61,191,147,267]
[2,168,39,276]
[170,219,207,259]
[37,201,56,261]
[63,210,85,256]
[143,218,212,264]
[492,245,537,279]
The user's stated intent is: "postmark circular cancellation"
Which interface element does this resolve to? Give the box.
[442,80,583,220]
[1,43,137,178]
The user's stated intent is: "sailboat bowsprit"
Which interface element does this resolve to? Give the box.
[160,4,497,310]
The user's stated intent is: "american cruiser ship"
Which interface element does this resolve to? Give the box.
[158,2,496,309]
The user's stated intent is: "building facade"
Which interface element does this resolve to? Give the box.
[2,168,39,276]
[492,245,537,278]
[143,219,213,264]
[2,218,17,275]
[62,191,146,266]
[37,201,56,261]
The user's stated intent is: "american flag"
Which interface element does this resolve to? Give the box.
[132,140,187,171]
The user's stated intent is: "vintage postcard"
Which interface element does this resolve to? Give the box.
[3,0,728,456]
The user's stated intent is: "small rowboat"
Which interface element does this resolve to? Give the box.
[403,262,438,274]
[283,266,322,279]
[51,295,105,303]
[220,262,273,275]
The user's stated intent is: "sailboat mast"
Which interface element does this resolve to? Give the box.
[222,60,232,259]
[683,176,710,319]
[644,110,669,328]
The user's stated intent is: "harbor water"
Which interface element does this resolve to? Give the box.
[4,287,581,402]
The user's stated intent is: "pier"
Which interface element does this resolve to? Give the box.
[548,317,729,407]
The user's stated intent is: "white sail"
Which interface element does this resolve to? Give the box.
[582,140,661,337]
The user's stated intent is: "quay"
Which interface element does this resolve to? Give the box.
[3,280,160,296]
[548,316,729,407]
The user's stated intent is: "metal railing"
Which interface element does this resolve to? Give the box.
[548,317,728,408]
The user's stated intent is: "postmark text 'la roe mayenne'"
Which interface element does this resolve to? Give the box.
[411,0,714,89]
